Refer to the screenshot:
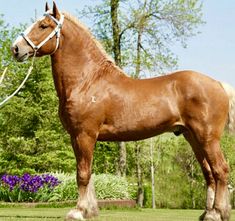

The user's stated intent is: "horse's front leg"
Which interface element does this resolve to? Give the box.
[66,132,98,221]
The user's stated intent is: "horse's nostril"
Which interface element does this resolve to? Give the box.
[11,45,19,56]
[15,45,19,53]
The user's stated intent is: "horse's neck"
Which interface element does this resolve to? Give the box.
[51,18,114,100]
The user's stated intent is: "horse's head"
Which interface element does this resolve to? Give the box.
[11,2,64,62]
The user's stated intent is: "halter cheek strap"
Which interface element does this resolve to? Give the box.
[21,12,64,55]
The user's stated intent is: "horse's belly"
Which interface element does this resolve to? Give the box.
[98,119,175,141]
[98,96,181,141]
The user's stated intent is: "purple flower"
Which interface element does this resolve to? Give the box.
[1,174,20,191]
[0,173,61,193]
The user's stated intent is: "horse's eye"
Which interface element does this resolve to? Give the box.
[40,23,48,29]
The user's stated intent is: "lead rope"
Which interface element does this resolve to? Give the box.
[0,52,36,107]
[0,67,8,85]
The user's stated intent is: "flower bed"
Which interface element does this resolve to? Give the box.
[0,173,60,202]
[0,173,136,203]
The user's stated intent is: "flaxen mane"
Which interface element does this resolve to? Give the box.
[63,12,114,63]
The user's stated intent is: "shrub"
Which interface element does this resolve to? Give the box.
[48,173,133,201]
[46,172,77,202]
[0,173,134,202]
[94,174,130,200]
[143,184,152,208]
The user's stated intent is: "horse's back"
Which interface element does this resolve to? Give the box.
[97,69,229,141]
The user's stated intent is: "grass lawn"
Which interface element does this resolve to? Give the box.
[0,208,235,221]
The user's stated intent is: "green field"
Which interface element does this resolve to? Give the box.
[0,208,235,221]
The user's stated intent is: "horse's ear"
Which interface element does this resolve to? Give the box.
[45,2,50,12]
[52,1,60,19]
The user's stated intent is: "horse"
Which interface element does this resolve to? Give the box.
[11,2,235,221]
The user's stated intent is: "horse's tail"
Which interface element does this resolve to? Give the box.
[221,82,235,133]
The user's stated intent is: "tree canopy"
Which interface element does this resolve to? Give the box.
[80,0,204,76]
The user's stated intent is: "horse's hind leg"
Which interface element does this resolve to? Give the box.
[184,133,216,221]
[185,127,231,221]
[202,139,231,221]
[66,132,98,220]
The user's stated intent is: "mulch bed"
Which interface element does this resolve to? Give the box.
[0,199,136,208]
[98,199,136,208]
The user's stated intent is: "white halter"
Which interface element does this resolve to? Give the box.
[21,11,64,55]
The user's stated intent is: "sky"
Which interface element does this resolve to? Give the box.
[0,0,235,87]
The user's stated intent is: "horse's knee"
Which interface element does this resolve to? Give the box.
[77,170,91,186]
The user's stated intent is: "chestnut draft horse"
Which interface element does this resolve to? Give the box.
[11,2,235,221]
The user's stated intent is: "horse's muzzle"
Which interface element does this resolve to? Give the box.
[11,44,31,62]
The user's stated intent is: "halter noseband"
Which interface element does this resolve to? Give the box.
[21,12,64,55]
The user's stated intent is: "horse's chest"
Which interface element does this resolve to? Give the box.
[58,96,100,133]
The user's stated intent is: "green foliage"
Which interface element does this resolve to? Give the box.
[221,133,235,187]
[0,17,74,175]
[93,142,119,174]
[80,0,204,75]
[44,173,78,202]
[128,133,235,209]
[143,184,152,208]
[0,173,134,202]
[138,135,205,209]
[95,174,130,199]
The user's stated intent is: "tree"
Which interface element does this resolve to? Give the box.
[81,0,203,75]
[110,0,127,177]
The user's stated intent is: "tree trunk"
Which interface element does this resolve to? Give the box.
[134,29,142,79]
[111,0,121,67]
[150,138,156,208]
[190,159,195,209]
[135,29,144,207]
[110,0,127,177]
[136,142,144,207]
[118,141,126,177]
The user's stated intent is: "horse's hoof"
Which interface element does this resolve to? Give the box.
[199,211,206,221]
[65,209,85,220]
[203,210,222,221]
